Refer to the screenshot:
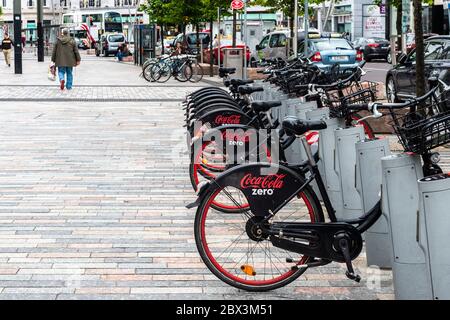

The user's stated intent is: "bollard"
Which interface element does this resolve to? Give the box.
[355,137,392,268]
[381,153,432,300]
[417,173,450,300]
[333,126,365,220]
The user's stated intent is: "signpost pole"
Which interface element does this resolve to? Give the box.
[243,0,247,79]
[293,0,298,58]
[304,0,308,57]
[217,7,221,68]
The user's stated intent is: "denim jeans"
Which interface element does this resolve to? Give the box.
[58,67,73,89]
[116,52,123,61]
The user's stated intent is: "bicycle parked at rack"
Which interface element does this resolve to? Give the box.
[187,82,450,292]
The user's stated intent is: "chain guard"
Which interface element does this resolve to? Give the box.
[269,222,363,263]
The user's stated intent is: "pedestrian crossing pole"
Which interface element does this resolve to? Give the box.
[37,0,44,62]
[13,0,22,74]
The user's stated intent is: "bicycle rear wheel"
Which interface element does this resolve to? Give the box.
[189,62,204,83]
[175,63,193,82]
[194,181,324,291]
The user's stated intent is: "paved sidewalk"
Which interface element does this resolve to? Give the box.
[1,56,446,300]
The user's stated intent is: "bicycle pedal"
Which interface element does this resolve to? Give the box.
[345,271,361,283]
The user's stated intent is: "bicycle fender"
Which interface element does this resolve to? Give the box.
[212,163,307,217]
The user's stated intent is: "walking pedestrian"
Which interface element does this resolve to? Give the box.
[51,28,81,91]
[1,33,14,67]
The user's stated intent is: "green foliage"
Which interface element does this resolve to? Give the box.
[139,0,231,26]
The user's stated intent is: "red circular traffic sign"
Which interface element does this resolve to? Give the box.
[231,0,244,10]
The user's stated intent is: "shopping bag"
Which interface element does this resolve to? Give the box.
[48,64,56,81]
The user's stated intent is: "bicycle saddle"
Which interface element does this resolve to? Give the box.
[219,67,236,76]
[238,85,264,95]
[230,79,254,87]
[282,116,327,136]
[251,101,282,113]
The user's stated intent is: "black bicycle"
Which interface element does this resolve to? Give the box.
[188,85,450,291]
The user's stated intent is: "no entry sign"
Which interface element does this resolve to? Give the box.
[231,0,244,10]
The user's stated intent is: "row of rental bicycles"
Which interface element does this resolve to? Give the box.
[182,57,450,293]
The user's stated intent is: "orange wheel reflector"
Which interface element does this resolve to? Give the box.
[241,265,256,276]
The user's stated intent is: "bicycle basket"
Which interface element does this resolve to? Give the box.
[388,100,450,154]
[327,81,379,118]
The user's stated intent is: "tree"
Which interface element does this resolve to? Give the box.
[413,0,425,97]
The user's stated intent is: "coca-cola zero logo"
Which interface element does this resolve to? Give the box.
[240,173,286,189]
[214,114,241,125]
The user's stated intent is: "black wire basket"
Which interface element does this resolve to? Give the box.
[326,81,379,118]
[388,100,450,154]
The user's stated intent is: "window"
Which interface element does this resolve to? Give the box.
[312,39,353,51]
[27,0,34,7]
[2,0,7,7]
[259,35,269,49]
[269,34,279,48]
[95,0,101,6]
[63,15,74,24]
[60,0,68,7]
[88,0,94,7]
[277,34,287,47]
[439,42,450,60]
[424,41,444,61]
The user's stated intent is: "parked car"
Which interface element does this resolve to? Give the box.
[250,28,321,66]
[202,39,251,66]
[172,32,211,54]
[353,37,390,62]
[386,35,450,102]
[405,33,439,53]
[95,33,126,57]
[299,35,364,74]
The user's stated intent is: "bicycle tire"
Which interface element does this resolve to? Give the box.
[143,62,156,82]
[194,173,324,291]
[152,61,172,83]
[175,63,193,82]
[189,62,204,83]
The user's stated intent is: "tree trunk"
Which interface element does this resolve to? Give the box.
[396,2,402,52]
[413,0,425,97]
[289,3,294,52]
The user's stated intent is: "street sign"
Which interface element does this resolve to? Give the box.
[380,4,386,14]
[231,0,244,10]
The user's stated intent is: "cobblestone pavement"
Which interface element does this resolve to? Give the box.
[0,57,446,300]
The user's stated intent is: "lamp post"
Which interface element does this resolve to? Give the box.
[13,0,22,74]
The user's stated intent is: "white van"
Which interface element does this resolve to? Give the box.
[250,28,321,65]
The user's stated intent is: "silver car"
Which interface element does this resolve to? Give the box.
[95,33,126,57]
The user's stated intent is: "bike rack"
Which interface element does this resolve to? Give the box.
[417,173,450,300]
[355,137,392,269]
[333,126,365,220]
[381,153,433,299]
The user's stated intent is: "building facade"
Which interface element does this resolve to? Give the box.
[0,0,147,41]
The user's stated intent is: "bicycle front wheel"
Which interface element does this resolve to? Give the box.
[194,181,324,291]
[152,61,171,83]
